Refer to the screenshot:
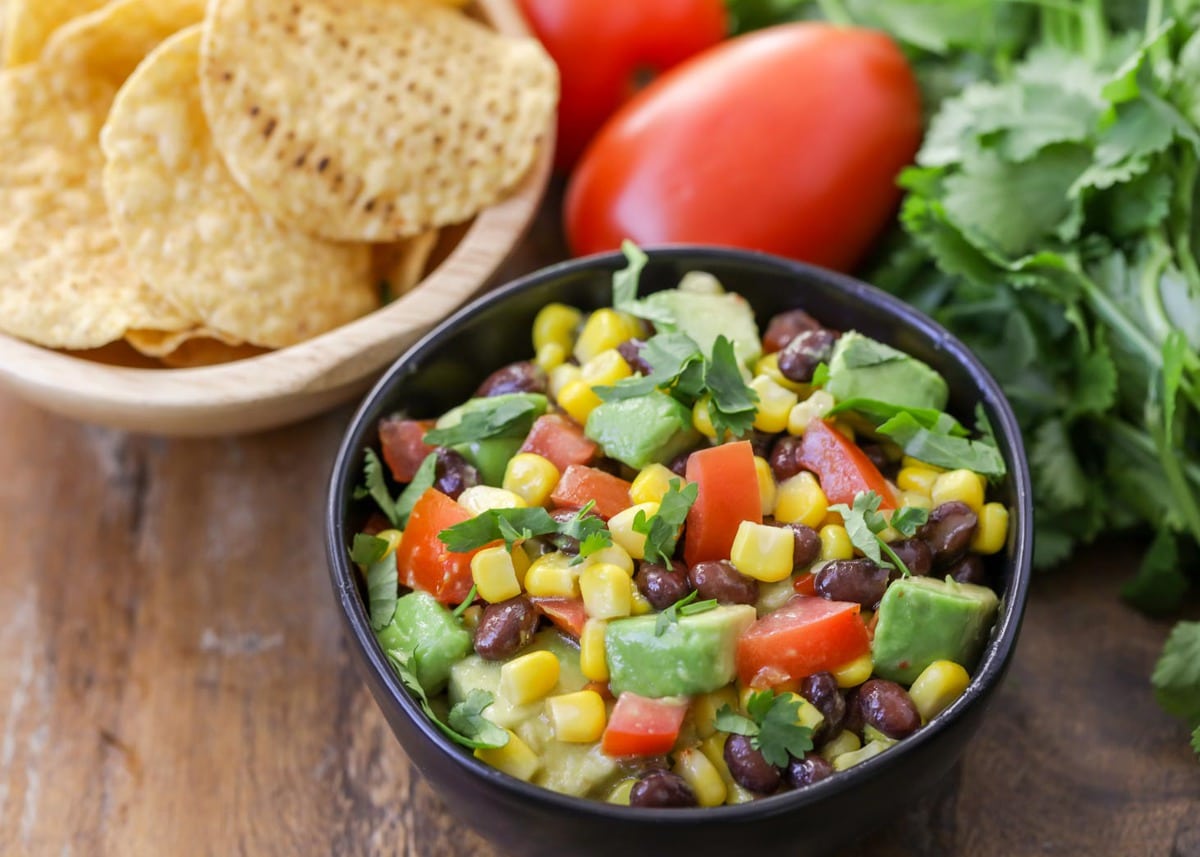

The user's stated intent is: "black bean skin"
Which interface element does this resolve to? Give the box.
[800,672,846,742]
[688,560,759,606]
[768,435,804,482]
[433,448,478,499]
[890,538,933,576]
[724,734,782,794]
[629,770,697,808]
[616,339,653,376]
[947,554,987,585]
[778,329,839,383]
[748,430,775,461]
[473,597,538,661]
[763,309,822,353]
[474,361,546,396]
[668,451,691,477]
[636,560,692,610]
[785,523,822,569]
[814,559,890,609]
[918,501,979,566]
[857,679,922,739]
[785,753,835,789]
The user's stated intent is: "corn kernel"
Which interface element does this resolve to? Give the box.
[932,469,986,512]
[774,471,828,529]
[474,729,539,781]
[832,740,888,771]
[779,691,825,733]
[787,390,835,435]
[574,308,636,364]
[819,524,853,561]
[548,363,582,399]
[754,352,807,394]
[629,463,677,506]
[752,455,777,517]
[750,375,799,434]
[692,396,717,439]
[730,520,794,582]
[470,546,522,603]
[899,455,939,472]
[579,619,609,681]
[606,779,636,805]
[458,485,527,516]
[524,551,580,598]
[971,502,1008,554]
[820,509,845,529]
[831,651,874,688]
[630,589,654,615]
[699,733,735,788]
[608,502,659,560]
[909,660,971,722]
[546,690,607,743]
[535,342,566,372]
[580,348,632,387]
[897,465,938,497]
[901,490,933,510]
[692,687,739,739]
[499,650,560,705]
[374,529,403,559]
[584,544,634,576]
[503,453,560,507]
[819,730,861,762]
[579,562,633,620]
[534,302,583,352]
[673,747,727,807]
[557,378,603,425]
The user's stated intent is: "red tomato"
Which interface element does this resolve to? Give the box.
[517,0,727,170]
[736,596,870,687]
[379,417,435,483]
[549,464,633,520]
[793,572,818,597]
[601,693,688,757]
[565,23,922,272]
[394,489,478,605]
[519,413,599,473]
[683,440,761,566]
[798,417,896,508]
[529,597,587,639]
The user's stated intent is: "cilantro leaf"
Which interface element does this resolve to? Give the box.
[655,590,699,637]
[829,398,968,436]
[714,704,758,736]
[878,411,1007,479]
[447,689,510,748]
[1192,725,1200,757]
[560,502,613,562]
[635,479,698,566]
[595,333,704,401]
[451,585,478,619]
[394,452,437,529]
[890,505,930,538]
[612,240,649,310]
[715,690,814,768]
[438,507,560,553]
[1151,621,1200,728]
[367,552,398,631]
[678,598,718,617]
[423,397,539,447]
[810,362,830,387]
[706,335,759,439]
[354,449,399,526]
[384,649,508,750]
[1121,528,1189,615]
[830,491,929,575]
[351,533,388,567]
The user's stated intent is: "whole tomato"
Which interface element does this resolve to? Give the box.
[564,23,923,273]
[517,0,727,171]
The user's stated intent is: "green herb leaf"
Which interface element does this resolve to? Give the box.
[561,502,613,562]
[655,590,699,637]
[715,690,814,767]
[878,411,1007,479]
[595,333,705,401]
[890,505,930,538]
[447,689,510,748]
[1191,725,1199,757]
[829,492,888,566]
[706,335,759,439]
[438,507,560,553]
[1151,621,1200,728]
[829,398,967,436]
[678,598,718,617]
[394,452,437,528]
[451,585,478,620]
[714,704,758,737]
[1121,528,1189,614]
[612,240,649,310]
[384,649,508,750]
[366,552,398,631]
[423,398,539,447]
[810,361,830,387]
[351,533,389,567]
[635,479,699,567]
[354,448,400,527]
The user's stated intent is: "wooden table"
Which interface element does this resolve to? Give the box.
[2,201,1197,857]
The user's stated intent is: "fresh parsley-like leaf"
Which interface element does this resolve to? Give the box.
[351,533,389,567]
[384,649,508,750]
[878,411,1007,479]
[655,590,699,637]
[1192,725,1200,757]
[422,397,539,447]
[890,505,931,538]
[714,704,758,736]
[714,691,814,768]
[612,240,649,310]
[367,552,398,631]
[561,502,613,563]
[1151,621,1200,729]
[829,398,968,436]
[830,491,929,576]
[810,361,830,387]
[635,479,698,566]
[1121,528,1189,614]
[706,335,759,439]
[438,507,560,553]
[394,452,437,528]
[594,333,704,401]
[678,598,718,617]
[451,585,478,620]
[355,449,400,527]
[447,689,510,748]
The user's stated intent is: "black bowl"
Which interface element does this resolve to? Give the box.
[326,247,1033,857]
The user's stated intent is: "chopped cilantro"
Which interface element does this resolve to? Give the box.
[635,479,698,567]
[350,533,389,567]
[422,397,539,447]
[353,448,400,527]
[451,585,478,619]
[829,491,929,576]
[705,335,759,440]
[678,598,718,617]
[594,333,705,402]
[655,590,700,637]
[877,411,1007,480]
[384,649,508,750]
[612,240,649,310]
[714,690,814,767]
[1151,621,1200,750]
[366,552,398,631]
[561,501,613,563]
[394,452,437,528]
[447,689,511,748]
[437,503,612,559]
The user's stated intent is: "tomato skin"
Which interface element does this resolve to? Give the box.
[394,489,478,605]
[683,440,762,566]
[529,597,587,639]
[517,0,727,170]
[519,413,599,474]
[798,417,896,508]
[736,596,870,687]
[550,464,633,520]
[565,23,922,272]
[602,693,688,756]
[379,417,435,483]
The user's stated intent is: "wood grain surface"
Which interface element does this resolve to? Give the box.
[1,200,1197,857]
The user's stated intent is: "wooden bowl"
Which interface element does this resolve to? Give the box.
[0,0,553,437]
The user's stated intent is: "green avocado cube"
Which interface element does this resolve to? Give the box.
[638,289,762,368]
[584,391,700,470]
[871,577,1000,685]
[825,331,948,412]
[375,591,472,694]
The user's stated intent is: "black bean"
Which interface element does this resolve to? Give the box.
[918,501,979,566]
[688,560,758,606]
[748,430,775,461]
[473,596,538,661]
[668,451,691,477]
[857,679,921,739]
[474,361,546,396]
[890,538,932,576]
[629,770,697,808]
[947,554,987,585]
[434,448,478,499]
[769,435,805,482]
[724,733,782,794]
[616,339,653,376]
[763,309,822,353]
[785,753,835,789]
[636,560,692,610]
[784,523,822,569]
[778,329,839,383]
[814,559,890,608]
[860,443,893,476]
[800,672,846,742]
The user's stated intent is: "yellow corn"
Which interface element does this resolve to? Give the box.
[692,396,718,439]
[533,302,582,353]
[831,651,874,688]
[699,733,736,789]
[584,544,635,576]
[475,729,539,781]
[499,650,560,705]
[458,486,527,516]
[503,453,560,507]
[524,551,580,598]
[737,683,760,713]
[832,740,888,771]
[629,463,677,505]
[375,528,403,559]
[819,524,854,561]
[535,342,566,372]
[470,546,522,604]
[897,465,939,497]
[548,363,582,399]
[819,730,861,763]
[902,455,944,473]
[831,420,856,442]
[781,691,825,733]
[630,589,654,615]
[673,747,728,807]
[971,502,1009,554]
[580,348,632,387]
[931,468,986,512]
[692,687,739,740]
[774,471,829,529]
[608,501,659,560]
[579,562,633,620]
[787,390,835,435]
[821,509,845,528]
[909,660,971,722]
[579,619,609,681]
[754,352,808,394]
[557,378,603,425]
[901,490,933,511]
[574,308,637,364]
[753,455,777,517]
[730,521,794,582]
[546,690,607,743]
[606,779,636,805]
[750,375,799,434]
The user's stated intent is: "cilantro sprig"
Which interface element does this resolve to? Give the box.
[705,335,759,440]
[351,533,389,567]
[714,690,815,767]
[654,590,718,636]
[634,478,698,566]
[437,502,612,560]
[384,649,508,750]
[1151,620,1200,758]
[353,449,436,529]
[366,551,399,631]
[828,490,929,576]
[422,397,540,447]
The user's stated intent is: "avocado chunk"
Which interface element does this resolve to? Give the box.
[375,592,472,694]
[606,604,757,698]
[638,289,761,368]
[871,577,1000,684]
[433,394,548,484]
[584,391,700,470]
[825,331,949,412]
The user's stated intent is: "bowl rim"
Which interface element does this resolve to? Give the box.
[326,245,1034,822]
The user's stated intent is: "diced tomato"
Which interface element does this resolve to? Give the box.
[394,488,478,604]
[520,414,599,473]
[379,417,436,483]
[736,596,870,687]
[530,597,587,639]
[601,693,688,757]
[793,572,818,597]
[550,464,633,520]
[683,441,762,566]
[797,417,896,508]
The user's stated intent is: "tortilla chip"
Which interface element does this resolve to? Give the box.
[3,0,108,67]
[373,229,440,301]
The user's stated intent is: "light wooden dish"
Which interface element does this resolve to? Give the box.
[0,0,553,437]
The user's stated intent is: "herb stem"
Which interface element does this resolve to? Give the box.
[878,538,913,578]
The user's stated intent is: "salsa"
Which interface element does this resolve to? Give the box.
[351,247,1008,808]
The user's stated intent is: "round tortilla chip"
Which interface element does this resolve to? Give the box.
[127,328,266,367]
[3,0,108,67]
[0,64,190,349]
[126,326,243,358]
[199,0,558,241]
[101,27,378,349]
[373,229,439,301]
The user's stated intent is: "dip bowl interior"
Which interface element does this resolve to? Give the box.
[326,247,1033,857]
